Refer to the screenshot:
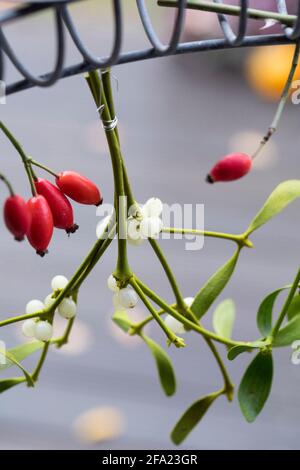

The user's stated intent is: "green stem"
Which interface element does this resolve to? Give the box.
[148,238,186,308]
[101,70,136,209]
[70,230,114,292]
[131,304,176,333]
[48,231,112,313]
[56,318,75,348]
[162,227,253,248]
[86,71,131,281]
[158,0,296,25]
[0,121,37,195]
[135,277,244,348]
[0,311,46,328]
[130,278,185,348]
[29,159,58,178]
[101,69,120,144]
[31,342,50,382]
[56,291,78,348]
[0,172,14,196]
[203,337,234,401]
[272,267,300,338]
[252,41,300,160]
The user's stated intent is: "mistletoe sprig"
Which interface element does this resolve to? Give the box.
[1,67,300,445]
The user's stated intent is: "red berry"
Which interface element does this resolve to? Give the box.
[56,171,102,206]
[27,195,54,257]
[35,178,78,234]
[3,195,31,241]
[206,153,252,183]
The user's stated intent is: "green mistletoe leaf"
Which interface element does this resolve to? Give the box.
[228,345,254,361]
[142,334,176,397]
[171,391,221,445]
[0,377,26,394]
[246,180,300,234]
[287,294,300,320]
[213,299,236,339]
[191,249,240,320]
[0,341,44,374]
[257,286,290,337]
[112,310,132,332]
[238,352,273,423]
[273,315,300,347]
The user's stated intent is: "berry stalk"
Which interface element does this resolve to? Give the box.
[252,41,300,160]
[0,121,37,196]
[0,172,14,196]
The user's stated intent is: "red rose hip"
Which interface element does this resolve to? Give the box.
[206,153,252,183]
[4,195,31,241]
[56,171,102,206]
[35,178,78,234]
[27,195,54,256]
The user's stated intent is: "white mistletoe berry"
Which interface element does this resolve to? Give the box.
[58,298,77,319]
[164,315,185,334]
[127,218,144,246]
[112,292,125,311]
[25,299,45,315]
[44,293,56,309]
[184,297,194,308]
[107,274,119,293]
[51,275,68,291]
[140,217,163,239]
[128,203,144,220]
[118,286,138,309]
[144,198,163,218]
[34,321,53,342]
[22,319,37,338]
[96,214,116,240]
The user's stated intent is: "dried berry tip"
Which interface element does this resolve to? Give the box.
[66,223,79,235]
[206,174,214,184]
[95,197,103,207]
[14,236,24,242]
[36,249,48,257]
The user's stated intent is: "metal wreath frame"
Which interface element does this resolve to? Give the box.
[0,0,299,96]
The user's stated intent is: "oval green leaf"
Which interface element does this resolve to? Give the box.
[0,341,44,372]
[246,180,300,234]
[112,310,132,332]
[142,334,176,397]
[228,345,254,361]
[171,391,221,445]
[191,249,240,320]
[257,286,290,337]
[238,352,273,423]
[273,315,300,347]
[287,295,300,320]
[0,377,26,394]
[213,299,236,339]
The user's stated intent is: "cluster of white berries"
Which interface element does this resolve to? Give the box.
[107,274,138,310]
[164,297,194,334]
[128,197,163,246]
[22,275,77,342]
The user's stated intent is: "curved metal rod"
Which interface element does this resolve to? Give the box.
[276,0,300,40]
[213,0,248,46]
[7,34,295,97]
[61,0,122,68]
[0,6,64,87]
[0,46,3,82]
[136,0,186,54]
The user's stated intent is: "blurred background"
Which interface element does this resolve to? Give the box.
[1,0,300,450]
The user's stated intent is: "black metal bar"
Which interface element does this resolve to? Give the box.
[0,0,299,95]
[6,34,294,96]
